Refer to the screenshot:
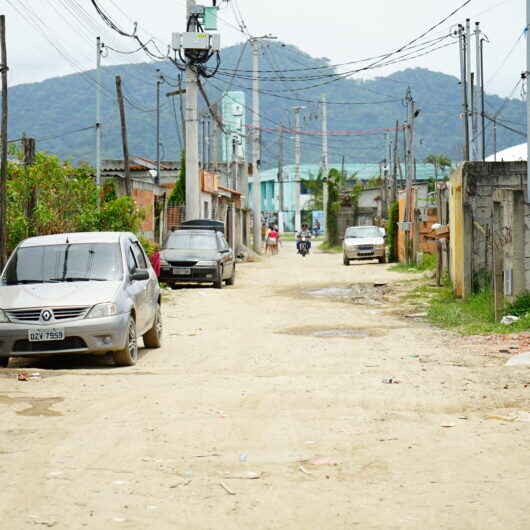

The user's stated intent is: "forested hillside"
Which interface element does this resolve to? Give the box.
[8,42,526,167]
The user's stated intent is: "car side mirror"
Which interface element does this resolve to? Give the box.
[131,269,149,281]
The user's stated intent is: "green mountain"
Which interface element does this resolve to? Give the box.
[8,42,526,168]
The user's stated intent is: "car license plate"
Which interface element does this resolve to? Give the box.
[359,252,374,256]
[28,328,65,342]
[172,267,191,275]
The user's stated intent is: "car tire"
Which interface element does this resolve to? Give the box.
[225,265,236,286]
[378,256,387,264]
[0,357,9,368]
[214,266,224,289]
[143,304,162,349]
[113,316,138,367]
[343,254,350,266]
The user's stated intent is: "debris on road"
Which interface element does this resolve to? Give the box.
[299,465,312,475]
[487,415,516,422]
[17,372,29,381]
[219,482,236,495]
[382,377,400,384]
[500,315,520,325]
[223,471,262,479]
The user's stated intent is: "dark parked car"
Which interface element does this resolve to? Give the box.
[159,226,236,289]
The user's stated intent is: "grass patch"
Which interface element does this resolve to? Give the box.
[427,287,530,335]
[389,253,437,273]
[319,241,342,253]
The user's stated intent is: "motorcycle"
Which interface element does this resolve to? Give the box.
[298,236,310,257]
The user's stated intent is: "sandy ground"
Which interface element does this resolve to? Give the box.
[1,247,530,529]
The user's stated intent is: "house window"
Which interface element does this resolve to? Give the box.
[204,201,209,219]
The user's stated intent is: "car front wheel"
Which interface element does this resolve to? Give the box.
[0,357,9,368]
[113,316,138,367]
[343,254,350,266]
[214,266,224,289]
[143,304,162,349]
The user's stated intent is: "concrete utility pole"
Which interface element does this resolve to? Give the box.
[184,0,201,221]
[475,22,484,161]
[251,38,261,251]
[115,76,132,196]
[293,105,305,233]
[480,39,486,161]
[392,120,399,203]
[321,94,329,235]
[527,0,530,203]
[466,19,475,160]
[458,24,470,161]
[0,15,7,269]
[96,37,102,201]
[156,72,162,186]
[277,124,284,232]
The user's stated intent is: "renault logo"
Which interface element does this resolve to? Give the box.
[41,309,53,322]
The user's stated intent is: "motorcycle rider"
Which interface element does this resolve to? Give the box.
[296,223,312,254]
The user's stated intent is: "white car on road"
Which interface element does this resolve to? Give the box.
[343,225,386,265]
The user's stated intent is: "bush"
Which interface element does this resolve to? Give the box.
[504,291,530,317]
[6,151,145,252]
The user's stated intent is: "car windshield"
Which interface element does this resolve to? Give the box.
[2,243,123,285]
[345,227,382,239]
[165,233,218,251]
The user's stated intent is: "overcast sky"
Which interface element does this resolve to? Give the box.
[1,0,526,99]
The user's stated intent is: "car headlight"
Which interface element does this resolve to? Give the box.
[376,244,386,249]
[87,303,118,319]
[195,261,217,267]
[160,258,169,267]
[0,309,9,323]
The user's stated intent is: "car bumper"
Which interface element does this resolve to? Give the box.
[0,313,130,357]
[344,247,385,259]
[159,266,219,284]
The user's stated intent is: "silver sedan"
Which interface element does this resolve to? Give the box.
[0,232,161,367]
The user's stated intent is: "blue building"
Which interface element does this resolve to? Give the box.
[248,162,450,231]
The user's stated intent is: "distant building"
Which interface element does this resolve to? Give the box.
[221,91,246,163]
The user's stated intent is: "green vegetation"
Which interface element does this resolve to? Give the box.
[8,43,525,166]
[427,288,530,335]
[386,201,399,262]
[6,151,145,253]
[319,241,342,253]
[504,291,530,317]
[325,168,341,246]
[169,150,186,205]
[389,253,436,273]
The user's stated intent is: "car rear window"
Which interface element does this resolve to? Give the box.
[165,233,218,251]
[2,243,123,284]
[345,227,381,238]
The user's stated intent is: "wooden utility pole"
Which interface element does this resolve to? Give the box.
[22,137,36,224]
[0,15,8,269]
[115,76,132,196]
[458,24,470,161]
[392,120,399,203]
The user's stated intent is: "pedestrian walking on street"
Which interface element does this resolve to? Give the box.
[265,224,279,255]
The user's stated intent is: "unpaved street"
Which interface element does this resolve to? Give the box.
[1,248,530,529]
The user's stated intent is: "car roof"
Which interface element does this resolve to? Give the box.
[19,232,136,248]
[346,225,379,230]
[169,229,218,236]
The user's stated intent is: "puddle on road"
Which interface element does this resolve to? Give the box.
[278,325,387,339]
[312,329,370,338]
[0,394,64,417]
[301,283,392,306]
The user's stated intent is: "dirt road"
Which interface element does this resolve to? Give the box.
[1,248,530,529]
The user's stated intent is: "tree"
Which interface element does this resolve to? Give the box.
[169,150,186,205]
[6,151,145,253]
[424,154,452,179]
